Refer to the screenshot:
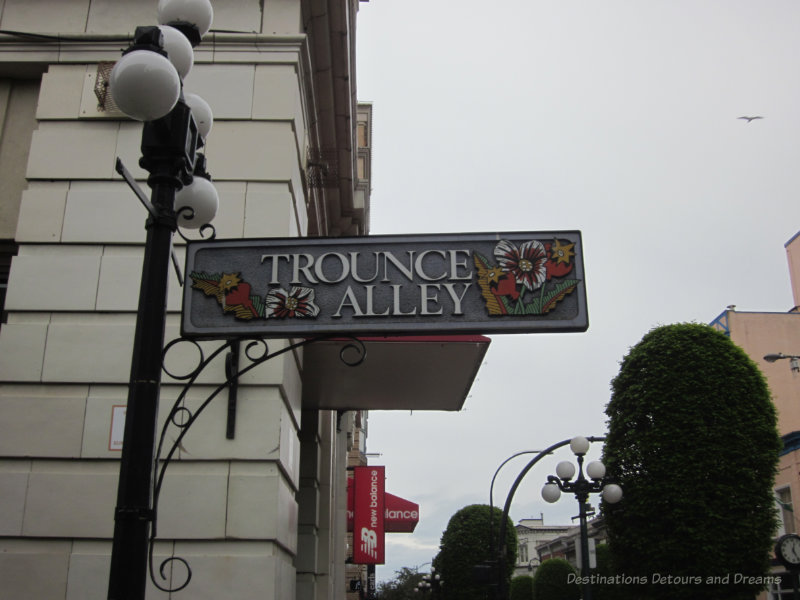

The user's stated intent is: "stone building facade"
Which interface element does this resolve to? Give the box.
[0,1,370,599]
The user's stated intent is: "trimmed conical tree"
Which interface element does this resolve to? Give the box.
[509,575,534,600]
[603,323,781,600]
[531,558,580,600]
[434,504,516,600]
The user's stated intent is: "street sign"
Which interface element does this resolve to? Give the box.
[182,231,587,338]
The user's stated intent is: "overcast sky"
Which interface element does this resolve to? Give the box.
[354,0,800,582]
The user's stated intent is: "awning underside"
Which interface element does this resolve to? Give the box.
[302,336,490,411]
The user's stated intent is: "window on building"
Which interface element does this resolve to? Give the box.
[357,411,367,454]
[357,155,366,180]
[357,122,368,148]
[518,542,528,564]
[777,487,795,534]
[0,240,17,326]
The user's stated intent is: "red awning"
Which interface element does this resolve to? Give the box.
[347,481,419,533]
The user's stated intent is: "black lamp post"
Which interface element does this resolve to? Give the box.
[488,450,547,569]
[541,436,622,600]
[491,437,606,600]
[105,2,217,599]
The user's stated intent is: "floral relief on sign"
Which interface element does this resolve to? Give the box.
[265,286,320,319]
[190,271,319,320]
[473,239,580,316]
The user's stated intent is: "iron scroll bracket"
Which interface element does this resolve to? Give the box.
[147,333,367,592]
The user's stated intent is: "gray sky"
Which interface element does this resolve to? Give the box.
[355,0,800,582]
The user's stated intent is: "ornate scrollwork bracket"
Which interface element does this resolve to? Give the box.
[146,334,366,592]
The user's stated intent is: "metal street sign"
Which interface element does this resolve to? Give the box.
[181,231,588,338]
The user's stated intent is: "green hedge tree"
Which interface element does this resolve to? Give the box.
[434,504,516,600]
[531,558,580,600]
[509,575,534,600]
[593,544,623,600]
[603,323,781,600]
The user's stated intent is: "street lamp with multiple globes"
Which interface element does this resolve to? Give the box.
[541,436,622,600]
[415,567,444,595]
[106,1,217,599]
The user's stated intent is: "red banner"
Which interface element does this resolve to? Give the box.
[352,466,385,564]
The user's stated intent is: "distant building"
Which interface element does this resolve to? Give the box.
[514,515,571,576]
[710,231,800,600]
[533,511,609,575]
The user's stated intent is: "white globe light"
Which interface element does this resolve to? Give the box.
[586,461,606,480]
[555,461,575,480]
[569,436,591,456]
[110,50,180,121]
[158,25,194,79]
[541,482,561,503]
[541,483,561,503]
[184,92,213,139]
[158,0,214,37]
[602,483,623,504]
[176,176,218,228]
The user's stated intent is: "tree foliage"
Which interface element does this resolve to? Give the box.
[376,567,424,600]
[592,544,622,600]
[509,575,534,600]
[434,504,517,600]
[603,323,781,600]
[531,558,580,600]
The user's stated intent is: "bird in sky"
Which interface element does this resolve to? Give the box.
[738,116,764,123]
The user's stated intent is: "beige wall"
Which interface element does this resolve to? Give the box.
[726,310,800,436]
[717,234,800,598]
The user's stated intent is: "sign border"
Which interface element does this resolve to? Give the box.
[181,231,588,339]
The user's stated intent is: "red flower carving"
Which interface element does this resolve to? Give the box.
[494,239,548,291]
[545,240,575,281]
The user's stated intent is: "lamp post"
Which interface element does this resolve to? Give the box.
[541,436,623,600]
[764,353,800,373]
[492,438,603,600]
[106,2,217,599]
[488,450,547,570]
[415,567,444,596]
[527,557,541,573]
